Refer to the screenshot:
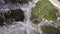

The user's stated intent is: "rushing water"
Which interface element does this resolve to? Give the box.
[0,0,40,34]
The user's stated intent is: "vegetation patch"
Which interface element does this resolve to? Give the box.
[41,26,60,34]
[31,0,58,23]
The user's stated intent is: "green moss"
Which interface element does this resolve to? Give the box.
[41,26,60,34]
[31,0,58,23]
[31,13,41,24]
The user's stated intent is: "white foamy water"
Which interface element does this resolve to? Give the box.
[0,0,40,34]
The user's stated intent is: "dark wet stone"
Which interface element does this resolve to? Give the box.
[4,0,17,4]
[10,0,17,3]
[4,9,25,21]
[0,9,24,26]
[0,12,6,26]
[3,0,10,4]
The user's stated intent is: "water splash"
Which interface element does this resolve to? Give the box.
[0,0,40,34]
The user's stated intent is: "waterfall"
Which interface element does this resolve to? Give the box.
[0,0,40,34]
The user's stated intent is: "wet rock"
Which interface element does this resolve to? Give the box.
[0,9,24,26]
[4,9,25,21]
[3,0,17,4]
[0,12,6,26]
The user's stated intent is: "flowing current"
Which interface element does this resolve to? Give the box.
[0,0,40,34]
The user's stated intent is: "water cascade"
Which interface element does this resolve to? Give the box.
[0,0,40,34]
